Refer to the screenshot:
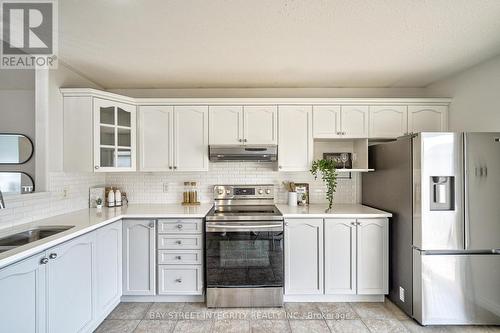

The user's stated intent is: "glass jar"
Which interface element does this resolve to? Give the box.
[183,182,190,204]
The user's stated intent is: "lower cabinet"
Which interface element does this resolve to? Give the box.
[285,218,388,297]
[284,219,324,295]
[324,219,357,295]
[95,221,122,316]
[0,253,47,333]
[356,219,388,294]
[158,265,203,295]
[47,232,95,333]
[122,219,156,295]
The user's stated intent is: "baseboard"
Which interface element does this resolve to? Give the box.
[121,295,206,302]
[284,294,385,302]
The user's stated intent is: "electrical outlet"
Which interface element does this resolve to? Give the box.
[399,286,405,302]
[163,183,169,193]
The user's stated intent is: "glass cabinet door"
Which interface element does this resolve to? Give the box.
[94,99,136,171]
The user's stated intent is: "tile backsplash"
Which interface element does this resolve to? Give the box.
[0,172,105,229]
[106,162,361,205]
[0,163,361,229]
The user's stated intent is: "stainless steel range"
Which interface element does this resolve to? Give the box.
[205,184,284,308]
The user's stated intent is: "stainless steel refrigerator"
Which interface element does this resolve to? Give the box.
[362,132,500,325]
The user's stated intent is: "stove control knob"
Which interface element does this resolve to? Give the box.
[217,188,224,195]
[258,189,263,194]
[265,189,271,194]
[226,190,231,195]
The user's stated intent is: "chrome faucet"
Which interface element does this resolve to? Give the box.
[0,189,5,209]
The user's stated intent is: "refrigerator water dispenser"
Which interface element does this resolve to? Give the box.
[430,176,455,210]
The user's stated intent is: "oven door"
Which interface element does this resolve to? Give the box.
[205,221,284,288]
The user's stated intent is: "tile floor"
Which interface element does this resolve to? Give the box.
[95,299,499,333]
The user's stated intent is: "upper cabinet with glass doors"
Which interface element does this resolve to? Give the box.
[62,90,137,172]
[93,99,136,172]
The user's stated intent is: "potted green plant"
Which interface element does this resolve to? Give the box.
[310,159,338,212]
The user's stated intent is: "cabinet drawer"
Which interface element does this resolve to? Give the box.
[157,265,203,295]
[158,219,203,234]
[158,250,202,265]
[158,234,202,250]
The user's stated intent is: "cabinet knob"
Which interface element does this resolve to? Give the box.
[148,222,155,228]
[244,139,248,142]
[40,257,49,265]
[278,166,282,169]
[175,256,182,260]
[49,253,57,259]
[169,166,173,170]
[284,222,289,226]
[176,240,182,245]
[173,166,178,170]
[177,224,183,229]
[238,139,243,142]
[342,132,346,135]
[94,165,100,170]
[175,278,182,283]
[350,222,356,226]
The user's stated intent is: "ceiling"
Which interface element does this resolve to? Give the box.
[59,0,500,89]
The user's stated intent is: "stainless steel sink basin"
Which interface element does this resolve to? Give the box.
[0,225,74,253]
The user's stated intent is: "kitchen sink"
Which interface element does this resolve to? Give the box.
[0,225,74,253]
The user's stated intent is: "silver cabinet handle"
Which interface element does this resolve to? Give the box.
[49,253,57,259]
[40,258,49,264]
[176,240,182,245]
[177,224,183,229]
[94,166,100,170]
[175,256,182,260]
[148,222,155,228]
[175,278,182,283]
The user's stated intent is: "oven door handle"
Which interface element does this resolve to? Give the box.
[206,223,283,232]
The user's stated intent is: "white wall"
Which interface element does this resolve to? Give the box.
[109,87,428,98]
[0,69,36,183]
[426,54,500,131]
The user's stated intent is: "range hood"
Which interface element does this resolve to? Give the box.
[209,145,278,162]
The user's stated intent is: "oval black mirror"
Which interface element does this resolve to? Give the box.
[0,134,34,164]
[0,172,34,194]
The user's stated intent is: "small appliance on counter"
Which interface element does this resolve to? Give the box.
[205,184,284,307]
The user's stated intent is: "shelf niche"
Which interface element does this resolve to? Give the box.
[313,138,372,172]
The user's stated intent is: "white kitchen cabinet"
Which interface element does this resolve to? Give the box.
[157,265,203,295]
[284,219,323,295]
[408,105,448,133]
[369,106,408,138]
[138,105,208,172]
[313,105,341,138]
[209,106,243,144]
[174,106,209,171]
[93,98,137,172]
[63,93,137,172]
[138,106,173,171]
[324,219,357,295]
[123,219,156,295]
[278,106,313,171]
[313,106,368,138]
[357,218,388,295]
[0,253,47,333]
[243,106,277,144]
[95,221,122,317]
[209,105,277,145]
[46,232,95,333]
[341,106,369,138]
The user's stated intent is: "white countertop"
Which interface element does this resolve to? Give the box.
[0,204,213,269]
[276,204,392,218]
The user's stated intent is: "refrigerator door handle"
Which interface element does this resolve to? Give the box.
[464,134,470,250]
